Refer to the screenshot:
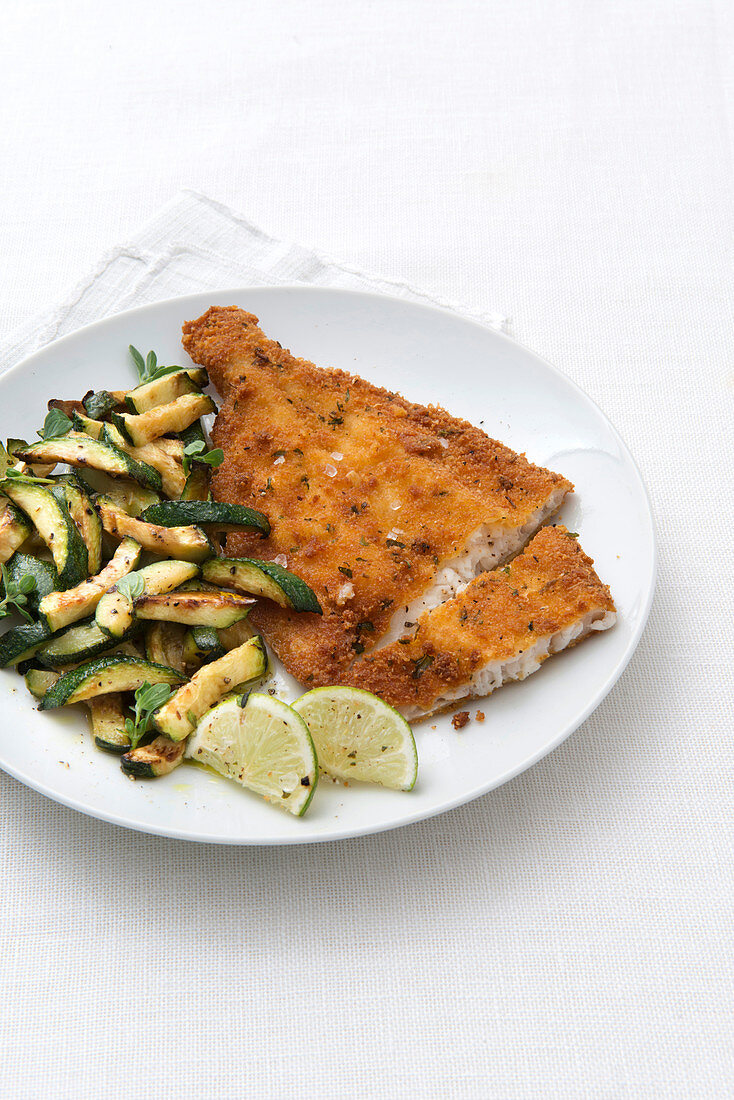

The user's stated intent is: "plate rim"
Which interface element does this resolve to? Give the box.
[0,285,656,844]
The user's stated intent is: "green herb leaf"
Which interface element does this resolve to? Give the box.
[38,408,72,441]
[127,681,174,748]
[0,564,37,623]
[115,572,145,601]
[129,344,146,382]
[145,350,157,376]
[182,440,223,476]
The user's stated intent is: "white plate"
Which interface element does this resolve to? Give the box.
[0,288,655,844]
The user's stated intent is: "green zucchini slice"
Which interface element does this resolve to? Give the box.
[12,433,162,491]
[25,667,61,699]
[139,501,270,537]
[112,393,216,447]
[0,501,33,565]
[124,369,208,414]
[0,477,88,588]
[52,473,103,576]
[182,626,226,668]
[0,619,56,667]
[154,635,267,741]
[202,557,322,614]
[39,537,141,632]
[37,618,138,668]
[179,467,211,502]
[95,558,201,638]
[121,735,186,777]
[39,654,185,710]
[87,693,131,753]
[99,425,187,498]
[98,484,161,517]
[134,590,253,628]
[3,553,58,613]
[96,497,214,563]
[145,621,188,674]
[71,412,104,440]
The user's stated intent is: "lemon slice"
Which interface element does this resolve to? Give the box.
[186,694,318,816]
[291,686,418,791]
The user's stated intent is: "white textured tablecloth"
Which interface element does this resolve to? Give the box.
[1,2,732,1098]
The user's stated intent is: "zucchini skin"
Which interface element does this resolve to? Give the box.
[0,477,88,589]
[202,557,322,614]
[121,735,186,777]
[0,620,56,667]
[13,433,162,492]
[36,618,142,668]
[39,654,185,710]
[2,553,58,613]
[52,473,103,576]
[139,501,270,537]
[24,667,61,699]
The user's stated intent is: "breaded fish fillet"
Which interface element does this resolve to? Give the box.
[182,307,572,686]
[346,525,616,717]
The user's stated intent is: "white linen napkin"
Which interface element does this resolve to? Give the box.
[0,190,506,372]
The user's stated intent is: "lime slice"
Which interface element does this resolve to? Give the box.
[291,686,418,791]
[185,694,318,816]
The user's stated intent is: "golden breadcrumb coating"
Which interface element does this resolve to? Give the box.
[345,525,615,711]
[182,307,573,686]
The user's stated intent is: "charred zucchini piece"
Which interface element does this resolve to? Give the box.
[133,590,253,628]
[0,501,33,565]
[152,437,185,461]
[95,558,201,638]
[95,496,214,562]
[202,557,321,614]
[39,654,185,710]
[4,439,55,478]
[24,667,61,699]
[145,621,188,674]
[111,393,216,448]
[3,553,58,613]
[217,617,255,651]
[71,412,104,439]
[179,467,210,501]
[0,477,88,588]
[39,537,141,632]
[51,473,103,575]
[139,501,270,537]
[182,626,226,668]
[124,369,208,414]
[121,734,186,777]
[87,693,131,753]
[37,618,139,668]
[82,389,122,420]
[99,424,187,498]
[154,635,267,741]
[12,433,162,491]
[0,619,56,667]
[97,483,160,517]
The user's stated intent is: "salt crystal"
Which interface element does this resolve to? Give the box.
[325,463,337,477]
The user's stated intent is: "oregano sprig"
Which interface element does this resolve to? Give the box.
[125,681,175,749]
[128,345,184,386]
[37,409,72,440]
[0,564,37,623]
